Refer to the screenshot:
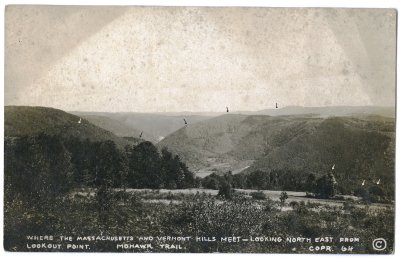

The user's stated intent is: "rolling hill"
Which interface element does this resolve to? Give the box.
[5,106,136,147]
[157,114,325,172]
[70,106,394,144]
[157,112,395,191]
[71,111,214,142]
[71,114,156,142]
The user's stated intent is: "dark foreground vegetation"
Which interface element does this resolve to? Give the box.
[3,134,394,253]
[4,189,394,253]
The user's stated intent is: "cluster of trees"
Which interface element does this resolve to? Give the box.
[4,133,390,205]
[202,169,367,200]
[4,134,199,204]
[202,168,390,202]
[354,184,388,203]
[202,170,337,195]
[4,134,73,202]
[126,142,199,189]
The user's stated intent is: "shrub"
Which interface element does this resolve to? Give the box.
[279,191,288,206]
[342,201,355,211]
[289,201,299,209]
[217,181,233,200]
[251,191,266,200]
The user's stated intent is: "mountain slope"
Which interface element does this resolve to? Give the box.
[246,115,395,196]
[158,114,323,172]
[158,113,395,187]
[249,116,394,174]
[5,106,134,147]
[72,111,214,142]
[73,114,156,142]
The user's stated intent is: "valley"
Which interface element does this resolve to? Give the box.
[4,105,395,253]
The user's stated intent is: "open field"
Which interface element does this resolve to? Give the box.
[73,187,392,211]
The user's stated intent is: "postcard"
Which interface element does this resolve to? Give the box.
[3,5,396,254]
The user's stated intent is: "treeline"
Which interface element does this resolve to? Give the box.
[202,170,391,202]
[4,134,199,202]
[4,133,392,204]
[202,170,330,193]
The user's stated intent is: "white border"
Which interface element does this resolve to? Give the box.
[1,1,399,259]
[0,0,399,8]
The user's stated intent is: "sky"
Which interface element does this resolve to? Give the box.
[4,6,397,112]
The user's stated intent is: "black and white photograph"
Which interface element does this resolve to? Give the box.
[2,3,397,254]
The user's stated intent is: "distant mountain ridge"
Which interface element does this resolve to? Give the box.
[71,111,214,142]
[71,114,156,142]
[71,106,394,143]
[251,105,395,118]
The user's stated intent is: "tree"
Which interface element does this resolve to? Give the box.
[5,134,73,204]
[355,185,386,203]
[161,148,179,188]
[305,173,316,194]
[179,160,196,188]
[247,170,268,190]
[232,173,247,189]
[64,138,94,187]
[93,141,123,187]
[279,191,288,207]
[202,175,220,189]
[326,171,337,197]
[91,140,127,226]
[161,148,196,189]
[218,180,233,200]
[315,171,337,198]
[128,141,164,188]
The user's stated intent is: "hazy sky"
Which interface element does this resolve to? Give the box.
[5,6,397,112]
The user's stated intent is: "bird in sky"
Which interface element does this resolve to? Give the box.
[139,132,143,138]
[226,106,229,113]
[276,103,278,109]
[184,118,187,125]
